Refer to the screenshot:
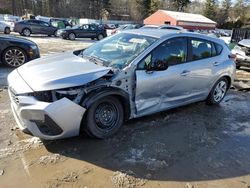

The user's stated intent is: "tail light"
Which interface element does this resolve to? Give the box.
[111,29,117,35]
[228,53,236,61]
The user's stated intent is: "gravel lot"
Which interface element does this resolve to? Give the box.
[0,34,250,188]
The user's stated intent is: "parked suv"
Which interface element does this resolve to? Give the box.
[58,24,107,40]
[14,19,58,37]
[8,30,235,140]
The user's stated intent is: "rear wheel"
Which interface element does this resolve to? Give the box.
[2,47,27,68]
[97,34,104,40]
[206,77,229,105]
[22,28,31,37]
[84,96,124,139]
[4,27,10,34]
[68,33,76,40]
[54,30,58,37]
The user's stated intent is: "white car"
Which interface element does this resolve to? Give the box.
[0,21,12,34]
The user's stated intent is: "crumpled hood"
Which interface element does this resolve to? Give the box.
[238,39,250,48]
[17,52,111,92]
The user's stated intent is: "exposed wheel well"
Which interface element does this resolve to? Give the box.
[222,75,231,90]
[82,88,131,120]
[80,88,130,135]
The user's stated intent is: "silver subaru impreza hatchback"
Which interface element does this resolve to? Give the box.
[8,29,236,140]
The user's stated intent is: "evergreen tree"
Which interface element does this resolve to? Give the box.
[172,0,191,11]
[203,0,217,20]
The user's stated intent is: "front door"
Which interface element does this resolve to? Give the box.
[135,37,194,117]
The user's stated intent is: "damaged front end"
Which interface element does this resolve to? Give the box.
[232,39,250,68]
[8,65,115,140]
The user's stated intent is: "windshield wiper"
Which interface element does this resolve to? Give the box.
[81,54,109,66]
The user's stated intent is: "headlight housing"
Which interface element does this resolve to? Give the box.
[28,87,85,104]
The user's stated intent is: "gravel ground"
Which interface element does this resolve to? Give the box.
[0,34,250,188]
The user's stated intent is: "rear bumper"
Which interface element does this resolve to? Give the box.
[8,89,86,140]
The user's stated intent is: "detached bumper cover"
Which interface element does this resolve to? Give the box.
[9,90,86,140]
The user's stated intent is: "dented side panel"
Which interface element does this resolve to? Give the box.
[134,62,212,117]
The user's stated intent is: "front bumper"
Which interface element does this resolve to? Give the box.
[8,89,86,140]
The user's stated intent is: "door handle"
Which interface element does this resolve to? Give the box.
[213,62,220,66]
[180,70,190,76]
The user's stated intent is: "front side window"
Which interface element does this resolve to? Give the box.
[82,25,89,30]
[138,37,187,70]
[81,33,157,69]
[191,39,213,60]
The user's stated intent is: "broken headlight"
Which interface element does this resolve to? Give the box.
[28,87,85,104]
[52,87,85,104]
[28,91,53,102]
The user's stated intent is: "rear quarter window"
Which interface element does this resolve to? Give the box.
[215,43,223,55]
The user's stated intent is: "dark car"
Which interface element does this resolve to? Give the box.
[0,35,40,67]
[111,24,143,35]
[58,24,107,40]
[14,19,58,37]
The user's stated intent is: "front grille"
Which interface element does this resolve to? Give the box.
[9,88,19,105]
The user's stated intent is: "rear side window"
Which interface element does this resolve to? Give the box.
[215,43,223,55]
[191,39,213,60]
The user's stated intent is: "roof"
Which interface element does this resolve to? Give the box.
[124,29,179,38]
[123,29,225,44]
[160,10,216,24]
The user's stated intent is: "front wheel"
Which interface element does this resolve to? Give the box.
[206,77,229,105]
[84,96,124,139]
[22,28,31,37]
[68,33,76,40]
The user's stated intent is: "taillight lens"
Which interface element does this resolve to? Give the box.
[228,53,236,61]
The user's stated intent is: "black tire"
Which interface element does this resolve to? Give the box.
[84,96,124,139]
[97,34,104,40]
[68,32,76,40]
[2,47,27,68]
[206,77,229,105]
[4,27,10,34]
[91,38,95,40]
[22,28,31,37]
[54,30,58,37]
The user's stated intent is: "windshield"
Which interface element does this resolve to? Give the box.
[81,33,157,69]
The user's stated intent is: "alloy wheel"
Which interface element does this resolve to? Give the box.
[69,33,75,40]
[213,80,227,102]
[23,29,31,36]
[4,48,26,67]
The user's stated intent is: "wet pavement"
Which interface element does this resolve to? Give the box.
[0,35,250,188]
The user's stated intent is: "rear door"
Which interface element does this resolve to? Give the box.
[78,25,91,38]
[89,24,98,37]
[184,37,223,98]
[29,20,41,33]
